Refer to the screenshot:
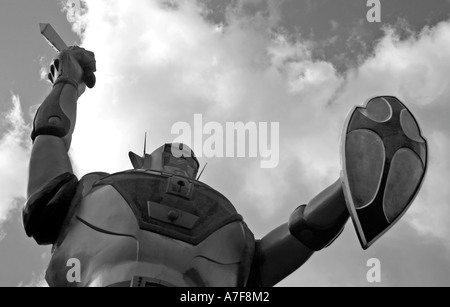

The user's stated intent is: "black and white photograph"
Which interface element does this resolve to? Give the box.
[0,0,449,290]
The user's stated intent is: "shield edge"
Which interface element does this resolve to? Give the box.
[339,96,428,250]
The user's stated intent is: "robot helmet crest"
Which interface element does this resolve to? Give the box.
[129,142,200,179]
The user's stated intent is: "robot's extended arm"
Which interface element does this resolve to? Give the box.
[250,179,349,287]
[24,47,96,245]
[250,95,429,286]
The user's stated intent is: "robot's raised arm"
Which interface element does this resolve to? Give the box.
[24,25,96,245]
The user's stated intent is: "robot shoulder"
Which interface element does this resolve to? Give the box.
[23,172,78,245]
[78,172,110,198]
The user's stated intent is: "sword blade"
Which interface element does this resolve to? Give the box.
[39,23,68,52]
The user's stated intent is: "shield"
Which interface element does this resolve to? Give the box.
[341,96,428,249]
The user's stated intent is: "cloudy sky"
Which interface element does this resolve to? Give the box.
[1,0,450,287]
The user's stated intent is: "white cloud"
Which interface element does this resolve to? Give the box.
[341,22,450,107]
[0,95,31,231]
[408,131,450,241]
[18,273,48,288]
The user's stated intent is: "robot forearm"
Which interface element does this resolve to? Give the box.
[31,81,79,150]
[288,179,349,251]
[27,82,79,198]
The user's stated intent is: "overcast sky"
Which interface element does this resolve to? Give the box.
[1,0,450,287]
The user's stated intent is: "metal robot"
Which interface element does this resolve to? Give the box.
[23,46,427,287]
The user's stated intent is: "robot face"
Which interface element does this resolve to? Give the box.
[161,144,199,178]
[129,143,200,179]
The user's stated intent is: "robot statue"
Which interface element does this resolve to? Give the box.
[23,46,427,287]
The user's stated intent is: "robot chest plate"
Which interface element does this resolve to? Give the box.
[88,171,244,245]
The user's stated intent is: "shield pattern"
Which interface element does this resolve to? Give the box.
[341,96,428,249]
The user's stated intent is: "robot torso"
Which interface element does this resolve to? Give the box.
[46,170,256,287]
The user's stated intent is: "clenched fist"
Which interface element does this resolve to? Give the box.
[48,46,96,97]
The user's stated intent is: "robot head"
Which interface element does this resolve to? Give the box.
[129,143,200,179]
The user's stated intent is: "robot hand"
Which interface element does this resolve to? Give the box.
[48,46,97,97]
